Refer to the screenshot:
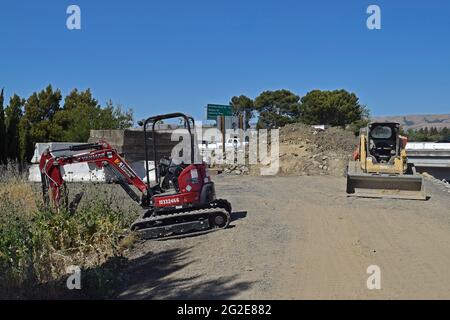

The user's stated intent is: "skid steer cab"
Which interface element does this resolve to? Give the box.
[40,112,232,240]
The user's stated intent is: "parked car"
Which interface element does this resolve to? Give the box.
[198,140,218,151]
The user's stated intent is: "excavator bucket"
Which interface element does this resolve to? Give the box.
[346,162,426,200]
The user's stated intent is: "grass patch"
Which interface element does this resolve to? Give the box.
[0,165,138,299]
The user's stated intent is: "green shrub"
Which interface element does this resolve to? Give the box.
[0,194,35,295]
[0,176,138,299]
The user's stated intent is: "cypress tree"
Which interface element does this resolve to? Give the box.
[0,88,7,164]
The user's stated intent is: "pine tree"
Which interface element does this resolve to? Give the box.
[5,94,24,161]
[440,127,449,142]
[0,88,7,164]
[19,117,32,163]
[21,85,62,162]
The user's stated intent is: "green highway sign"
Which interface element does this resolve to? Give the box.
[206,104,233,120]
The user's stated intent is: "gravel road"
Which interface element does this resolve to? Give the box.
[117,174,450,299]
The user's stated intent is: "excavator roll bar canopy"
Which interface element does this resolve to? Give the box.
[138,113,196,188]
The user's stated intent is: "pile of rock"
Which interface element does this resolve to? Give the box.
[213,123,357,177]
[280,123,356,155]
[277,123,357,177]
[224,164,250,175]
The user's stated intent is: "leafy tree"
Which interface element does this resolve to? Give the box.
[4,84,134,162]
[51,89,100,142]
[230,95,255,129]
[254,89,301,129]
[15,85,62,162]
[24,85,61,124]
[16,86,133,162]
[23,85,62,149]
[430,126,438,136]
[53,90,133,142]
[441,127,449,141]
[5,94,24,161]
[347,118,371,136]
[403,126,450,142]
[101,100,134,130]
[300,89,369,128]
[0,88,6,164]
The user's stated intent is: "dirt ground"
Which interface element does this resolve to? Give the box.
[113,174,450,300]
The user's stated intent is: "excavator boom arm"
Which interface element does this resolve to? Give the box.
[39,142,149,207]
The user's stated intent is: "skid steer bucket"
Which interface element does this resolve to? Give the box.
[346,172,426,200]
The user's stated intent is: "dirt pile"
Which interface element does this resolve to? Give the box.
[219,123,357,177]
[277,123,357,177]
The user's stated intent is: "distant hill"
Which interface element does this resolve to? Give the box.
[373,114,450,130]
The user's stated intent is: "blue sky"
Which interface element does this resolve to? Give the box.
[1,0,449,122]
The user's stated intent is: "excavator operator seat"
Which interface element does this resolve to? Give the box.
[158,156,185,192]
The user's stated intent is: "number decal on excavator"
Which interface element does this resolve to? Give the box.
[79,153,105,162]
[158,198,181,206]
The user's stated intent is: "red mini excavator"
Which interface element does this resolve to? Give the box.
[39,113,232,240]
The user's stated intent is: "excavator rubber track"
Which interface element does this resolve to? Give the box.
[130,201,232,240]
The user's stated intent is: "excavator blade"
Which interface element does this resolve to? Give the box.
[346,172,426,200]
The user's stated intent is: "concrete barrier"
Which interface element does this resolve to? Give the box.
[407,142,450,180]
[29,129,187,184]
[29,161,156,184]
[88,129,185,162]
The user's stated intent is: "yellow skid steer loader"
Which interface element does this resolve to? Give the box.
[346,122,426,200]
